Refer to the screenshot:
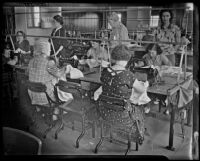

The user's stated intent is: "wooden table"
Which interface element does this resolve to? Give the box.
[77,70,193,151]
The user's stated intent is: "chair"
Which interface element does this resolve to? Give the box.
[2,72,13,108]
[26,80,63,138]
[54,80,97,148]
[94,95,145,155]
[3,127,42,155]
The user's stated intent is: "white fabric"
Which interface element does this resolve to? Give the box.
[7,57,18,66]
[94,86,102,101]
[94,79,151,105]
[130,79,151,105]
[57,87,73,102]
[101,60,110,67]
[66,65,84,79]
[86,59,99,68]
[70,68,84,79]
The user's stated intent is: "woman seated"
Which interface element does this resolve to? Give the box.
[98,44,146,141]
[85,41,109,68]
[27,39,71,120]
[14,31,30,54]
[143,43,172,67]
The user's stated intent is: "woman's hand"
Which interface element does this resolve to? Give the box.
[14,48,21,53]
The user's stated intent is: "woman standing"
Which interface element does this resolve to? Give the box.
[50,15,71,60]
[108,12,130,49]
[153,9,181,66]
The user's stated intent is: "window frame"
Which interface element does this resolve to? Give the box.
[27,7,41,28]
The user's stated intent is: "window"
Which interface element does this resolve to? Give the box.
[150,15,159,27]
[27,7,41,28]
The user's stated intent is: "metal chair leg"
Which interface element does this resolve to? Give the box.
[55,109,64,139]
[43,124,54,138]
[94,120,104,153]
[92,121,96,138]
[43,112,56,138]
[110,128,113,143]
[125,132,131,155]
[72,121,75,131]
[76,115,86,148]
[29,107,38,129]
[136,142,139,151]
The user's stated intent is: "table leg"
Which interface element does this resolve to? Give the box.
[166,102,175,151]
[186,103,193,126]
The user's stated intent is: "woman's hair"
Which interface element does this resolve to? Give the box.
[146,43,163,55]
[111,44,131,61]
[34,39,51,56]
[108,12,119,22]
[16,31,26,39]
[159,9,174,25]
[53,15,64,25]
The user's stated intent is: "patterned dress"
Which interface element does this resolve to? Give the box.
[153,24,181,55]
[110,23,130,48]
[28,55,57,105]
[99,67,145,143]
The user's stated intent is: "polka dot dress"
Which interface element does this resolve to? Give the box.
[98,67,145,142]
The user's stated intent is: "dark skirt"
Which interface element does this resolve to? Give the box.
[98,101,145,144]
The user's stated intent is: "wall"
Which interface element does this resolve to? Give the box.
[126,7,151,32]
[15,7,61,45]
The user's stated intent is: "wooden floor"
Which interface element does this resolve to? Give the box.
[2,97,192,159]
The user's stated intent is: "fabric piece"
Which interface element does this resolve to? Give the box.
[130,79,151,105]
[94,86,102,101]
[178,78,193,108]
[70,67,84,79]
[57,87,74,102]
[86,59,99,68]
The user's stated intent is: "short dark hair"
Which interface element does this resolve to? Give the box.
[111,44,131,61]
[16,30,26,39]
[53,15,64,25]
[146,43,163,55]
[159,9,174,25]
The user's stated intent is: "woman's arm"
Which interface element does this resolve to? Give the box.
[47,60,66,78]
[161,54,172,66]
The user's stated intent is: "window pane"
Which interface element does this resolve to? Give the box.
[33,7,40,27]
[150,15,159,27]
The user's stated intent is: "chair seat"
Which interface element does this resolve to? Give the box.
[59,99,93,113]
[3,127,42,155]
